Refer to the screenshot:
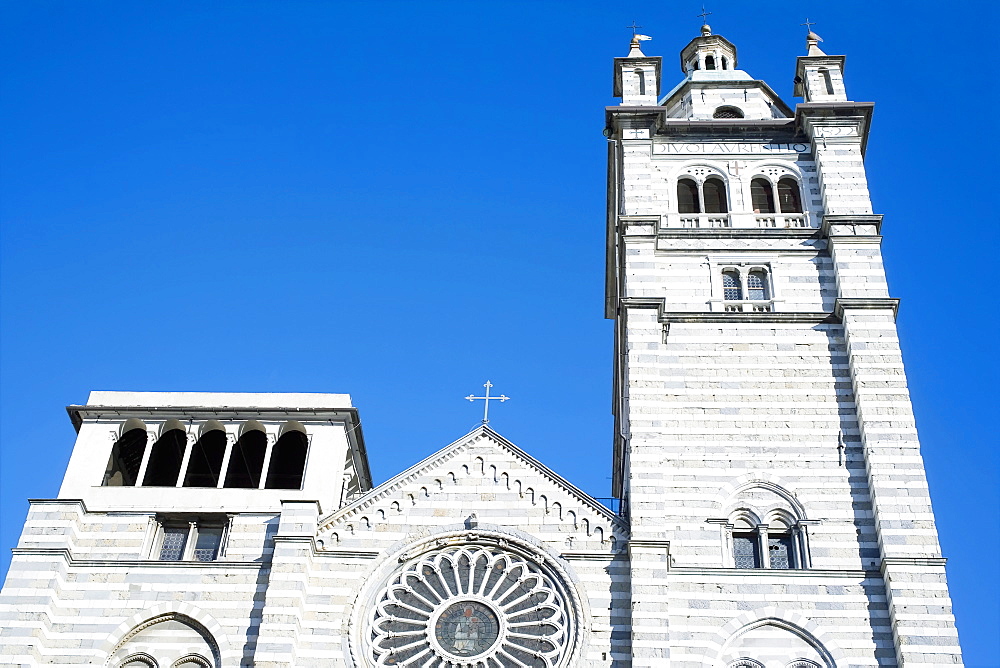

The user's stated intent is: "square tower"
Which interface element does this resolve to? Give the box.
[605,27,963,668]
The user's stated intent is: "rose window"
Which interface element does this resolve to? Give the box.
[367,545,574,667]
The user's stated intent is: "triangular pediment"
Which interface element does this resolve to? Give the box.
[316,427,627,553]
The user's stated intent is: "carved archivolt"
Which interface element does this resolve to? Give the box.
[356,536,581,668]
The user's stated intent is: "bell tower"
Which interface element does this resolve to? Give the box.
[606,26,963,668]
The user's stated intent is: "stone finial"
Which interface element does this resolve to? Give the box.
[806,31,827,56]
[701,24,712,37]
[628,34,652,57]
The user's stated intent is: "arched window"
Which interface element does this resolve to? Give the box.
[732,514,762,569]
[703,177,728,213]
[768,528,795,569]
[713,105,744,119]
[705,55,716,70]
[142,426,187,487]
[750,178,775,213]
[109,614,219,668]
[721,56,729,70]
[820,68,835,95]
[677,178,700,213]
[634,68,646,96]
[224,425,267,488]
[722,270,742,300]
[103,424,148,486]
[747,270,768,300]
[777,177,803,213]
[183,428,227,488]
[265,429,308,490]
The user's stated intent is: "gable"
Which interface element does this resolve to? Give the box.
[315,427,627,554]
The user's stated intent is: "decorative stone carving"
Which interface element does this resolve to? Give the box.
[363,543,577,667]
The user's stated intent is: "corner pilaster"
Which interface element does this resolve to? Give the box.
[252,500,321,668]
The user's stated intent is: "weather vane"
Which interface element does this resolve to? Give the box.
[626,21,643,37]
[465,381,510,425]
[801,18,817,33]
[698,6,712,24]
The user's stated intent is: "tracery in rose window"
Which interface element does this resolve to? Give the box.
[367,545,573,668]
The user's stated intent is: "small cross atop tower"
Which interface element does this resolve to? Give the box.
[626,21,643,37]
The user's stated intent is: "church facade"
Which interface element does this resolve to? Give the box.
[0,27,963,668]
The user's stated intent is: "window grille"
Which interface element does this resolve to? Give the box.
[193,526,223,562]
[722,271,742,301]
[747,270,768,300]
[768,534,794,569]
[159,526,188,561]
[713,106,744,119]
[733,533,760,568]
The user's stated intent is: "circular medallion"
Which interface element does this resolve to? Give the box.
[434,601,500,657]
[364,543,578,667]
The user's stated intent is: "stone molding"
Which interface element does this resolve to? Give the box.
[94,602,235,667]
[620,298,837,324]
[833,297,899,320]
[707,608,847,668]
[345,528,592,668]
[315,427,627,541]
[822,213,883,237]
[9,547,264,569]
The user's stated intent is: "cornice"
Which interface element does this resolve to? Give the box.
[795,101,874,154]
[671,566,880,578]
[560,551,624,561]
[10,547,264,569]
[67,404,360,428]
[834,297,899,320]
[881,556,948,570]
[316,427,628,536]
[654,228,823,240]
[619,298,838,324]
[315,548,381,560]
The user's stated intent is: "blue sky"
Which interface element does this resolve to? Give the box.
[1,0,996,663]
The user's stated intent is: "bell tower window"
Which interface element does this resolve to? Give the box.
[777,177,803,213]
[747,270,768,300]
[142,426,187,487]
[713,106,744,119]
[750,178,775,213]
[677,178,700,213]
[722,270,742,300]
[703,177,728,213]
[705,55,716,70]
